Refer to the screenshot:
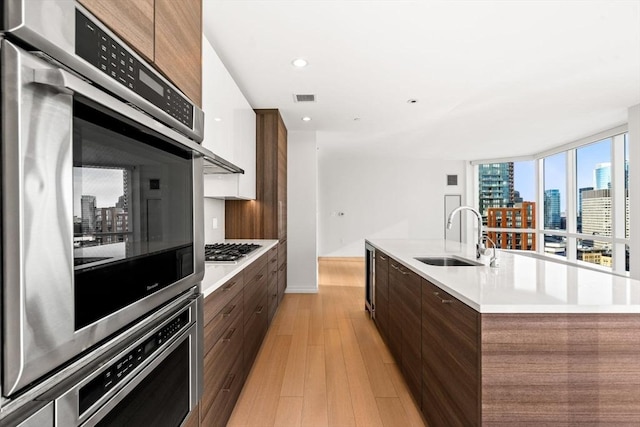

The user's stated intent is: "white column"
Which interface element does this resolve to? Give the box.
[287,130,319,292]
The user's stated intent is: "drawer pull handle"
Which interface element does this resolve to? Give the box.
[255,305,264,314]
[379,255,387,261]
[391,264,399,270]
[223,281,236,291]
[433,292,453,304]
[222,304,236,317]
[399,269,409,276]
[257,274,264,281]
[272,293,277,298]
[222,374,236,392]
[271,258,277,263]
[279,264,286,271]
[222,328,236,342]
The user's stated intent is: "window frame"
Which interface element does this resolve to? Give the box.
[472,124,631,276]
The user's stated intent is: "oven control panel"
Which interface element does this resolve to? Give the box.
[75,10,193,128]
[79,309,190,414]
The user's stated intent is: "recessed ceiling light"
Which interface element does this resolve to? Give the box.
[301,116,312,122]
[292,58,308,68]
[407,99,418,104]
[213,117,222,122]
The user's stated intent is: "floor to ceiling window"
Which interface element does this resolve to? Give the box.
[543,152,567,256]
[478,161,536,251]
[475,129,630,275]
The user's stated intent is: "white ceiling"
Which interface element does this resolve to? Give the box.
[202,0,640,161]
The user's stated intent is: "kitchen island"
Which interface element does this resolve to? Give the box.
[366,239,640,426]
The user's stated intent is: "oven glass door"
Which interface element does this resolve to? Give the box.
[73,99,194,329]
[2,39,203,397]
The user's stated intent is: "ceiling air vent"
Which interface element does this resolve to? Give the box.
[293,94,316,103]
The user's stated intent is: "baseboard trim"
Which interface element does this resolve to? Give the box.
[318,257,365,262]
[284,286,318,294]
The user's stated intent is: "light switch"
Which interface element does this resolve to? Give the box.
[212,218,218,229]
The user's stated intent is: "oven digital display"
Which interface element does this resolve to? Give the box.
[139,69,164,97]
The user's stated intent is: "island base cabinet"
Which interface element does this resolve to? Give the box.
[422,279,479,427]
[480,314,640,425]
[374,251,389,341]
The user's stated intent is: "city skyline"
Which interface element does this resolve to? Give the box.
[512,138,622,212]
[73,167,126,215]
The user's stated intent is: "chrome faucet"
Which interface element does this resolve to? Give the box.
[446,206,485,259]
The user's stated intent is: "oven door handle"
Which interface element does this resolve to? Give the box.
[32,68,212,158]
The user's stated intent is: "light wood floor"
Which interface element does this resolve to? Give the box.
[227,259,426,427]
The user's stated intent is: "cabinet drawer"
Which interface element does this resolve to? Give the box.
[267,245,278,262]
[201,354,244,427]
[203,290,243,357]
[277,262,286,304]
[277,241,286,267]
[245,252,268,283]
[244,293,268,375]
[201,311,244,421]
[244,265,267,324]
[268,247,279,283]
[204,273,244,327]
[374,291,388,341]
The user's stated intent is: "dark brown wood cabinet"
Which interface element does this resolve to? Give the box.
[267,246,279,323]
[201,275,245,427]
[226,109,288,309]
[242,253,269,377]
[385,257,422,407]
[226,109,287,241]
[200,249,276,427]
[154,0,202,106]
[78,0,202,106]
[398,265,422,406]
[422,279,479,427]
[373,247,640,425]
[387,260,404,364]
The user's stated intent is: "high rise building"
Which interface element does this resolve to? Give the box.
[478,162,514,216]
[581,189,612,249]
[594,162,611,190]
[577,186,594,233]
[80,195,96,234]
[487,202,536,250]
[544,189,561,229]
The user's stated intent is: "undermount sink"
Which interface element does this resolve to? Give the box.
[414,256,483,267]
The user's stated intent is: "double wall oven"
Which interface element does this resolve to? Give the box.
[0,0,221,424]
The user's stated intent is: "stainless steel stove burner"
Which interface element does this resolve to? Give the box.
[204,243,261,262]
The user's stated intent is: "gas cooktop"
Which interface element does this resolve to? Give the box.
[204,243,261,263]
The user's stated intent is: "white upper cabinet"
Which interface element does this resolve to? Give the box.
[202,34,256,199]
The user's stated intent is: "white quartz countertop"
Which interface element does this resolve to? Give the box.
[201,239,278,297]
[366,239,640,314]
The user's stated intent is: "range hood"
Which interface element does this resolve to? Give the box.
[200,147,244,174]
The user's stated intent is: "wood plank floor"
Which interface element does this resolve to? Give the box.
[228,259,426,427]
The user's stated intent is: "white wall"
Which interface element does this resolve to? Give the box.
[203,198,225,243]
[318,152,467,256]
[287,131,318,292]
[629,104,639,279]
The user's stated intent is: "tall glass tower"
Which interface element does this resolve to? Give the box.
[478,163,514,216]
[544,189,561,229]
[594,162,611,190]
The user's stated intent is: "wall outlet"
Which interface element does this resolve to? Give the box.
[212,218,218,229]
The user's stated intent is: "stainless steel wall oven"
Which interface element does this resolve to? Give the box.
[1,0,212,422]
